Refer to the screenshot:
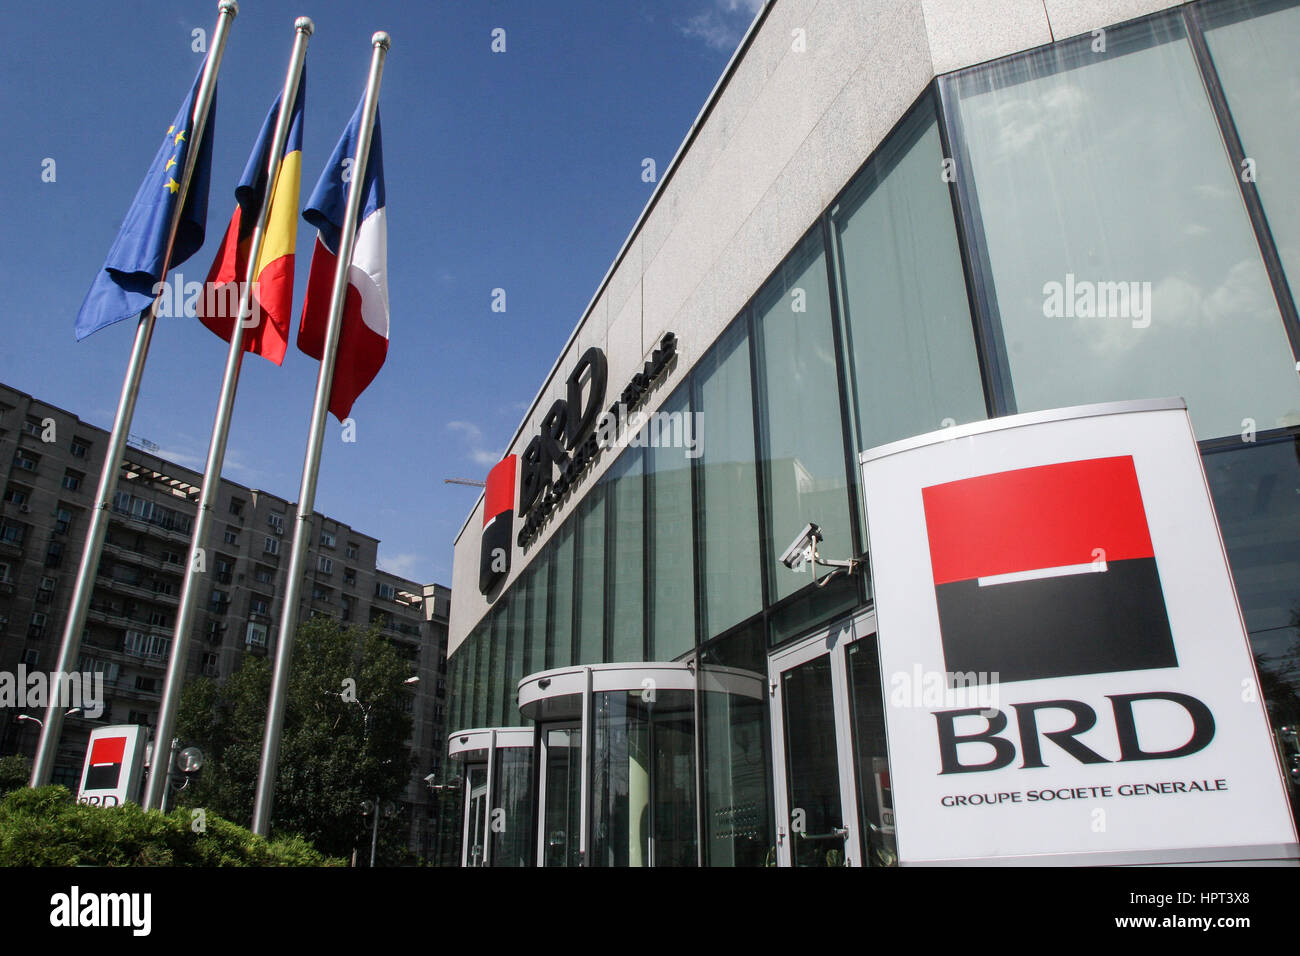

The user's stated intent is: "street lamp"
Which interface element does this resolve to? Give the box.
[340,674,418,867]
[17,708,81,729]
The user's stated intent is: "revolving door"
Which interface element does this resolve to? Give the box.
[518,662,767,867]
[447,727,535,867]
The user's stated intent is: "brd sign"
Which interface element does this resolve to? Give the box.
[859,399,1299,865]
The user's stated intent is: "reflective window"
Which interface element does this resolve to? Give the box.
[472,627,488,727]
[832,99,985,454]
[507,578,528,725]
[754,228,855,605]
[542,727,583,867]
[701,668,772,866]
[1203,436,1300,822]
[1202,0,1300,296]
[527,560,549,678]
[590,689,697,866]
[488,608,505,728]
[694,320,764,639]
[576,485,606,666]
[649,386,696,660]
[846,635,897,867]
[950,13,1300,439]
[489,747,534,866]
[550,523,575,669]
[606,450,645,662]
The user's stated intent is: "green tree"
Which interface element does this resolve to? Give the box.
[0,754,32,796]
[175,617,416,863]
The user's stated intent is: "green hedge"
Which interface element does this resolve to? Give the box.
[0,786,343,867]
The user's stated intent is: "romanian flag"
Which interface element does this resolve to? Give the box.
[197,73,306,364]
[297,94,388,420]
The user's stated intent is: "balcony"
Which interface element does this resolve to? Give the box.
[108,509,192,544]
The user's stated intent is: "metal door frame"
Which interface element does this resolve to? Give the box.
[535,720,581,867]
[767,611,877,867]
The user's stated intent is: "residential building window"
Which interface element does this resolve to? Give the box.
[71,439,89,459]
[201,653,219,677]
[124,630,170,659]
[320,530,336,548]
[210,589,229,613]
[3,520,30,545]
[63,470,83,492]
[24,648,40,667]
[343,568,357,587]
[0,561,11,583]
[29,612,47,639]
[215,557,233,584]
[229,498,245,517]
[21,417,43,437]
[14,449,38,472]
[250,597,270,616]
[134,676,160,693]
[246,622,268,648]
[149,610,169,628]
[267,512,284,532]
[317,556,333,575]
[223,526,239,545]
[346,543,359,560]
[160,550,182,566]
[54,507,72,534]
[376,581,397,601]
[3,485,29,507]
[264,537,280,555]
[254,565,274,584]
[44,541,64,569]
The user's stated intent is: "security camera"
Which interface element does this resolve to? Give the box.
[423,772,437,785]
[780,523,823,570]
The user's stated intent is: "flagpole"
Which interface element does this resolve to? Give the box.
[30,0,239,790]
[143,17,313,812]
[252,31,390,837]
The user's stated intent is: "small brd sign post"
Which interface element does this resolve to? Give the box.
[77,724,147,807]
[859,399,1299,865]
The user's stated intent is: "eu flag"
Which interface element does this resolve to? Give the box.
[74,67,216,340]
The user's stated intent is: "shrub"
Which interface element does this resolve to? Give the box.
[0,786,343,867]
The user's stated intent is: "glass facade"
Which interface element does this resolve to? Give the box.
[446,0,1300,859]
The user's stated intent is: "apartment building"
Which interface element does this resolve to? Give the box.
[0,381,449,860]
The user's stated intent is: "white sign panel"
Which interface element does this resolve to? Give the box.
[860,400,1298,865]
[77,724,147,807]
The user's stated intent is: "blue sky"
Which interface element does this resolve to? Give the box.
[0,0,759,584]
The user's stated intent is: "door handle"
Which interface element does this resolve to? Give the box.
[800,827,848,841]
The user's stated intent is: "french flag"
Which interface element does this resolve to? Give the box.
[297,95,388,420]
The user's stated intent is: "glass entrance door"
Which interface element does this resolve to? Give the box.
[768,612,894,867]
[463,767,488,867]
[538,725,583,867]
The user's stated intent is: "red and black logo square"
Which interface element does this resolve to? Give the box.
[84,735,126,791]
[920,455,1177,685]
[479,455,517,595]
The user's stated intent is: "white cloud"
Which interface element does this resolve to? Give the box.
[378,551,429,580]
[679,0,764,51]
[447,420,501,467]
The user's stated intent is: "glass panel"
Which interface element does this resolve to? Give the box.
[1202,0,1300,295]
[607,450,645,662]
[465,765,487,867]
[701,671,773,866]
[846,635,898,867]
[755,230,855,605]
[782,653,846,867]
[833,102,986,453]
[507,583,528,725]
[590,689,697,866]
[550,522,575,669]
[951,15,1300,439]
[525,561,546,679]
[576,484,606,665]
[1202,436,1300,824]
[542,727,583,867]
[649,386,696,659]
[489,746,534,866]
[472,627,488,727]
[487,610,503,728]
[694,320,764,639]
